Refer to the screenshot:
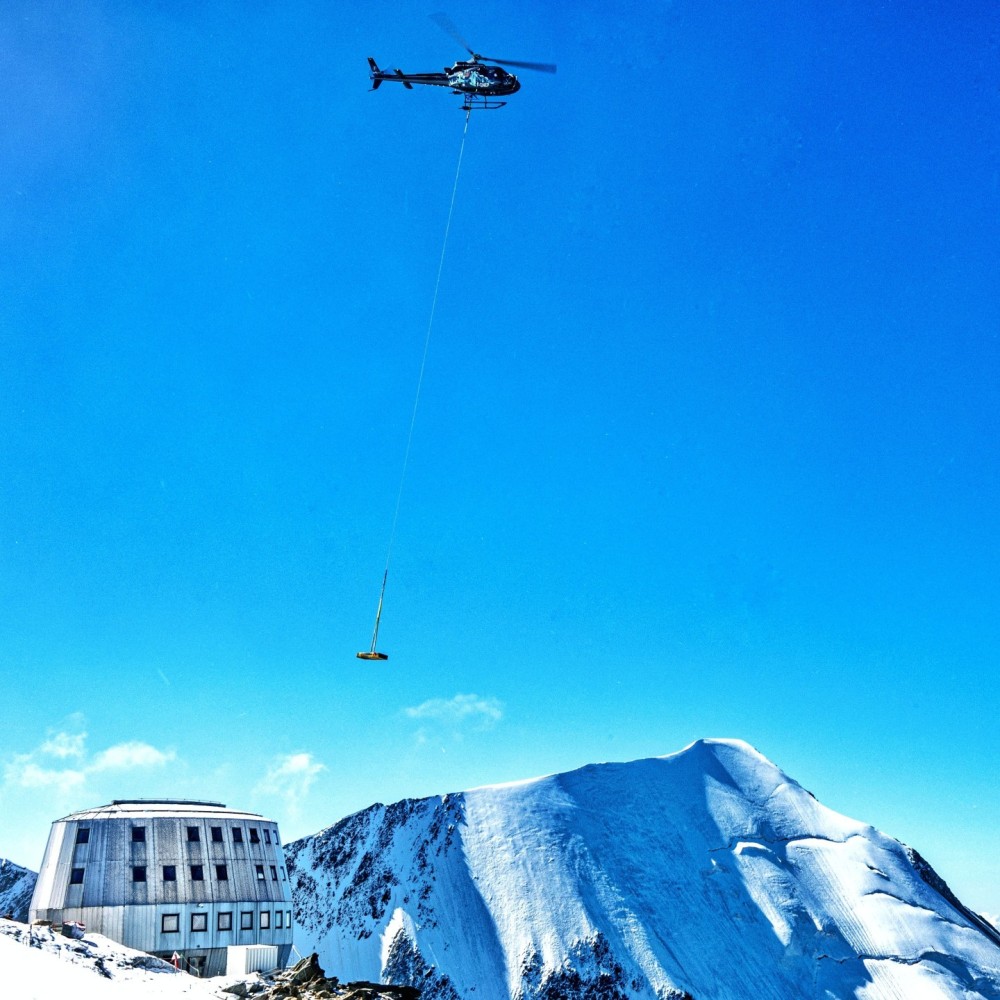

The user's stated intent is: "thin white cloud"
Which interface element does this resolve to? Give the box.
[404,693,504,726]
[89,742,176,772]
[39,731,87,759]
[254,753,326,819]
[4,757,87,795]
[3,731,176,798]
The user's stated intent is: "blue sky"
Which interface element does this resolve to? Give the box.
[2,1,999,918]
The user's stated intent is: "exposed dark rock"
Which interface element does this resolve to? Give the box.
[236,953,421,1000]
[905,845,1000,949]
[383,922,457,1000]
[515,933,636,1000]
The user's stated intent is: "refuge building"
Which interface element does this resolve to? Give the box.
[29,799,294,977]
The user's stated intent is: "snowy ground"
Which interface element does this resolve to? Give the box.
[0,919,261,1000]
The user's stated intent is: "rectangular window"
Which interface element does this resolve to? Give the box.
[275,910,283,929]
[270,865,278,881]
[75,828,90,845]
[286,910,291,926]
[191,912,208,932]
[191,864,204,881]
[211,826,223,843]
[132,866,146,882]
[163,865,176,882]
[255,864,265,881]
[187,826,200,842]
[232,827,243,844]
[240,911,254,931]
[264,829,271,845]
[131,826,146,843]
[162,914,179,934]
[260,910,270,929]
[249,827,260,844]
[216,864,228,881]
[70,867,84,885]
[218,912,232,932]
[280,867,286,880]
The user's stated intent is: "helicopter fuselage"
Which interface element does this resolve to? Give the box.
[446,61,520,97]
[368,57,520,101]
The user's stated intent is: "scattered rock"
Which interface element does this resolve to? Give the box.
[238,956,420,1000]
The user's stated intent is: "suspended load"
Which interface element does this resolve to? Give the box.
[358,570,389,661]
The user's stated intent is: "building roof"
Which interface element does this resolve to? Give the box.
[55,800,275,823]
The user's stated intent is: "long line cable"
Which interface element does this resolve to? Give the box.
[363,110,472,657]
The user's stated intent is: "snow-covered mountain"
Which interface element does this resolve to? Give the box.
[286,739,1000,1000]
[0,858,37,922]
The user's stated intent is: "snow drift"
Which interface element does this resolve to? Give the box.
[286,739,1000,1000]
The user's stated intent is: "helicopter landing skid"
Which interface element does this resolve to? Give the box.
[458,94,507,111]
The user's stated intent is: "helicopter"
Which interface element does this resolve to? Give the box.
[368,13,556,111]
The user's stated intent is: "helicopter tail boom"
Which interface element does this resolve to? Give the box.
[368,56,452,92]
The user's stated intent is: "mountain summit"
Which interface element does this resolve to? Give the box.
[286,739,1000,1000]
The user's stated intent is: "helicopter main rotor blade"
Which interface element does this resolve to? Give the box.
[429,12,557,73]
[481,56,557,73]
[429,12,476,57]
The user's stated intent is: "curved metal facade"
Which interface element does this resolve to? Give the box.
[29,799,294,977]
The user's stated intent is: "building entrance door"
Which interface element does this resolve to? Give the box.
[187,955,207,977]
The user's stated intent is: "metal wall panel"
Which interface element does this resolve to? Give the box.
[28,820,66,918]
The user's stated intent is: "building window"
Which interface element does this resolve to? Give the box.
[132,866,146,882]
[218,912,232,932]
[249,828,260,844]
[131,826,146,843]
[286,910,291,926]
[264,829,271,845]
[275,911,283,929]
[191,864,204,881]
[75,828,90,845]
[255,864,265,881]
[280,867,286,880]
[211,826,223,843]
[274,831,280,846]
[270,865,278,881]
[70,867,84,885]
[232,827,243,844]
[187,826,200,842]
[240,912,254,931]
[162,914,179,934]
[260,910,270,929]
[216,864,228,881]
[163,865,176,882]
[191,912,208,932]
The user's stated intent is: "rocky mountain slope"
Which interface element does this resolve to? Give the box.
[0,857,37,922]
[286,739,1000,1000]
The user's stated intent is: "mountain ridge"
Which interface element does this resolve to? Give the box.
[0,857,37,922]
[286,738,1000,1000]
